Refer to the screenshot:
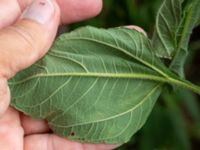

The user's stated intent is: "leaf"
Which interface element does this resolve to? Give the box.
[178,89,200,123]
[152,0,200,77]
[169,0,200,77]
[152,0,183,59]
[9,26,200,144]
[139,104,190,150]
[186,0,200,27]
[162,92,191,150]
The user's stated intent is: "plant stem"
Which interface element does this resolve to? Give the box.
[167,77,200,95]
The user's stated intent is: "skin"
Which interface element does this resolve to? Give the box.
[0,0,119,149]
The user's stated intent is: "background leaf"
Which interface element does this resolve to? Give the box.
[152,0,200,77]
[169,0,200,77]
[152,0,183,59]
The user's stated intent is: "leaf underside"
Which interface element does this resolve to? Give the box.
[152,0,183,59]
[10,21,200,145]
[9,26,174,144]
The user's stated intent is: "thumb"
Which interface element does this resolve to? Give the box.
[0,0,60,80]
[0,0,60,116]
[0,78,10,116]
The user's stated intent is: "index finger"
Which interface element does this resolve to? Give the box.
[56,0,102,24]
[0,0,102,29]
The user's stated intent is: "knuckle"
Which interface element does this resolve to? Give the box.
[5,23,42,64]
[7,25,37,54]
[0,23,42,78]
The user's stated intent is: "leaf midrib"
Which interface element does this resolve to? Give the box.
[10,71,200,95]
[9,72,168,85]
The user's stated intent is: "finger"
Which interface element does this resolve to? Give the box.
[124,25,147,36]
[25,134,119,150]
[0,0,33,29]
[57,0,103,24]
[0,0,102,29]
[0,0,21,29]
[0,107,23,150]
[21,114,50,135]
[0,78,10,116]
[0,0,60,79]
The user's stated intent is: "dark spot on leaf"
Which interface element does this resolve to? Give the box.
[71,132,75,136]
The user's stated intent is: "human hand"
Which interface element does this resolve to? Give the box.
[0,0,119,149]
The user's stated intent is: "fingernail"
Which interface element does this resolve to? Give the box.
[124,25,147,36]
[22,0,55,24]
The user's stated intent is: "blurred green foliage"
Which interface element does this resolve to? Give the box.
[71,0,161,34]
[69,0,200,149]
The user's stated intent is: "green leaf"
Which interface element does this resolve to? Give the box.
[152,0,200,77]
[9,26,200,144]
[152,0,183,59]
[162,92,191,150]
[185,0,200,27]
[139,104,190,150]
[169,0,200,77]
[177,89,200,123]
